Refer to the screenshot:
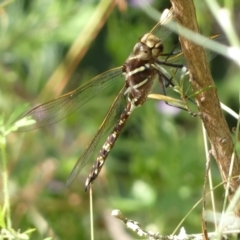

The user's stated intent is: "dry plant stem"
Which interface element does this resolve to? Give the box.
[170,0,240,215]
[89,185,94,240]
[112,209,240,240]
[112,210,160,240]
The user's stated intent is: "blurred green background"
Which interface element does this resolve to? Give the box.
[0,0,240,239]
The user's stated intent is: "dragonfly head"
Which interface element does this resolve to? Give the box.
[132,33,163,61]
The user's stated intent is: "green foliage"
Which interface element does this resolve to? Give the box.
[0,0,240,239]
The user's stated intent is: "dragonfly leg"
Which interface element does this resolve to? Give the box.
[158,72,198,116]
[161,43,181,62]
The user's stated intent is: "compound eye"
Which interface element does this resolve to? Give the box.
[139,45,151,60]
[151,46,162,58]
[133,42,151,60]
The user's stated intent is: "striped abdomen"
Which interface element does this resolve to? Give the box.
[85,102,132,190]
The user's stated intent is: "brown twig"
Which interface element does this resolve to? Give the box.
[170,0,240,215]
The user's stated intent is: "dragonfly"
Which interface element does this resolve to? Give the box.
[21,9,214,191]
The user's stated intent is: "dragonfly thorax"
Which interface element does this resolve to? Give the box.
[122,33,163,107]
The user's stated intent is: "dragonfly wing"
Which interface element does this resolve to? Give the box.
[156,35,221,82]
[66,86,126,187]
[150,8,174,43]
[20,67,123,130]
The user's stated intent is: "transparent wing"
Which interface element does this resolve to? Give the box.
[156,34,221,81]
[150,8,174,43]
[66,86,126,187]
[21,67,123,130]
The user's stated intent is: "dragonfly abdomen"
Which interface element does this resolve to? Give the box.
[85,101,133,190]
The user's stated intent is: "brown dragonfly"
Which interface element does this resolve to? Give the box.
[21,9,217,190]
